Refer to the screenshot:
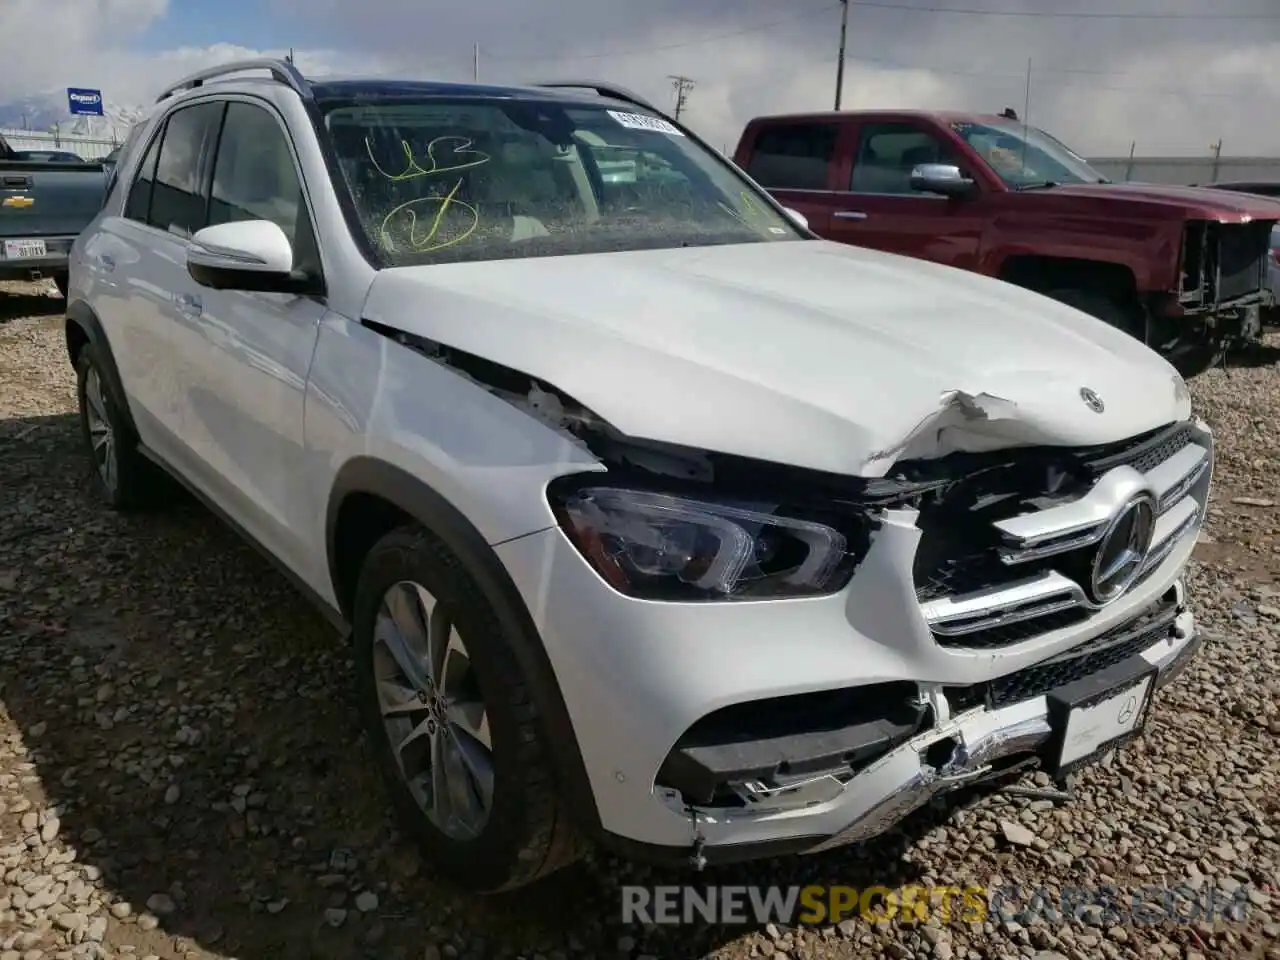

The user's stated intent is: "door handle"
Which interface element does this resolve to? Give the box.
[833,210,868,221]
[175,292,202,316]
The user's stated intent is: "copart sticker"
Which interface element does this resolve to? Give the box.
[607,110,685,136]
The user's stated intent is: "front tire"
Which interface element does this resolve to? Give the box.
[352,526,581,892]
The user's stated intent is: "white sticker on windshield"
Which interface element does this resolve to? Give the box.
[607,110,685,137]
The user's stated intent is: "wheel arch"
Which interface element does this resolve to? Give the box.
[65,300,138,437]
[325,457,603,832]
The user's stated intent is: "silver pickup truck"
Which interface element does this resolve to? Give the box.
[0,132,110,295]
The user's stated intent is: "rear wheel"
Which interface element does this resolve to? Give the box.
[74,343,164,510]
[352,526,582,892]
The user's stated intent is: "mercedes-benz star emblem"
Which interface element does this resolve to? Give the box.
[1089,494,1157,604]
[1080,387,1105,413]
[1117,695,1138,725]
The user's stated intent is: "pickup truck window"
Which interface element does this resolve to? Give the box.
[149,101,224,237]
[743,123,838,191]
[949,119,1107,188]
[849,123,961,195]
[323,98,800,266]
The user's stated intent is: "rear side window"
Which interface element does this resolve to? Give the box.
[744,123,838,191]
[148,101,225,238]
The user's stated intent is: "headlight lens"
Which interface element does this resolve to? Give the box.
[553,486,864,601]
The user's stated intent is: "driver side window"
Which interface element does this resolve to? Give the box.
[207,102,318,273]
[849,123,961,195]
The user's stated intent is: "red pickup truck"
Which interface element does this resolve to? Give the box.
[733,109,1280,376]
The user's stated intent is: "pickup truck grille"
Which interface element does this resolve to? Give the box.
[914,420,1211,651]
[1179,221,1273,307]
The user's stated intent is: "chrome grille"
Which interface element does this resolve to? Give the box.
[916,420,1211,650]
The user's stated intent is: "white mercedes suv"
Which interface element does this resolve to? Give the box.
[66,60,1212,892]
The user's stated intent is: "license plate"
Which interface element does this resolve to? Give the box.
[3,239,47,259]
[1046,660,1157,775]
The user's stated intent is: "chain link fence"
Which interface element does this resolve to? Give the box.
[0,128,121,160]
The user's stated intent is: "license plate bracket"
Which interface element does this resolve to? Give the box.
[2,239,48,260]
[1045,655,1158,777]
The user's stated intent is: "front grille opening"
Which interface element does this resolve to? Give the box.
[943,589,1178,713]
[914,422,1200,649]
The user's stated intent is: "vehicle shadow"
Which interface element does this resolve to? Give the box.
[0,290,63,323]
[1,412,953,960]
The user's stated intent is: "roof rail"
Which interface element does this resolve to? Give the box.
[156,58,311,104]
[531,81,657,113]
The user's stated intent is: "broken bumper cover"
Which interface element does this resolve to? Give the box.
[686,608,1200,860]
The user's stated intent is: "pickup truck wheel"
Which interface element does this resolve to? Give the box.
[352,526,582,892]
[74,343,160,511]
[1043,287,1140,338]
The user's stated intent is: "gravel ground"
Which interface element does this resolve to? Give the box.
[1,278,1278,960]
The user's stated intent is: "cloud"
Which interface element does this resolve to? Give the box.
[2,0,1278,158]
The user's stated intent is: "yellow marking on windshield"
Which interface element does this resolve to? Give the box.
[379,178,478,253]
[365,135,491,181]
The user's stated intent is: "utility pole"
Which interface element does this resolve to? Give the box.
[1210,138,1223,183]
[286,48,294,65]
[473,43,480,82]
[669,75,695,121]
[834,0,849,110]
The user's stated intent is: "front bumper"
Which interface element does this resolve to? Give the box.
[493,420,1212,862]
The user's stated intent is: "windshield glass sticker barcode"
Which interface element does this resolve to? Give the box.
[607,111,685,137]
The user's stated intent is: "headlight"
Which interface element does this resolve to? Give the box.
[552,486,865,601]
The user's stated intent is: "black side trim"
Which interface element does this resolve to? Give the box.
[65,300,138,437]
[137,443,349,635]
[326,457,602,833]
[187,259,326,297]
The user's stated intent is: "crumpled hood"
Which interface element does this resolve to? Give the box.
[362,239,1191,477]
[1043,181,1280,222]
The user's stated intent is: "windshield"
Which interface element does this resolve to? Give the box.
[949,119,1108,188]
[322,98,802,266]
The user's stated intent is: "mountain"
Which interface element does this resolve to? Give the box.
[0,91,147,140]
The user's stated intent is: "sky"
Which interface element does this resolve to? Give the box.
[1,0,1278,158]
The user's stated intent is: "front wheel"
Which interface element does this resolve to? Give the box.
[1043,287,1141,338]
[352,526,582,892]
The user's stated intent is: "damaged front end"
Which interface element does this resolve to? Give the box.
[375,321,1210,863]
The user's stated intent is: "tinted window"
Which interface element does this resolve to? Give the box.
[323,99,800,267]
[149,102,224,237]
[744,123,838,191]
[949,119,1105,188]
[850,123,960,194]
[124,126,163,223]
[209,102,304,245]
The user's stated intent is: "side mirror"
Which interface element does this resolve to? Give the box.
[783,207,810,231]
[910,163,977,199]
[186,220,321,295]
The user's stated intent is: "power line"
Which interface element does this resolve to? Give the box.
[481,1,1276,66]
[669,75,695,120]
[843,0,1280,19]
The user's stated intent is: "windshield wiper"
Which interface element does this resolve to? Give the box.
[1014,181,1059,191]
